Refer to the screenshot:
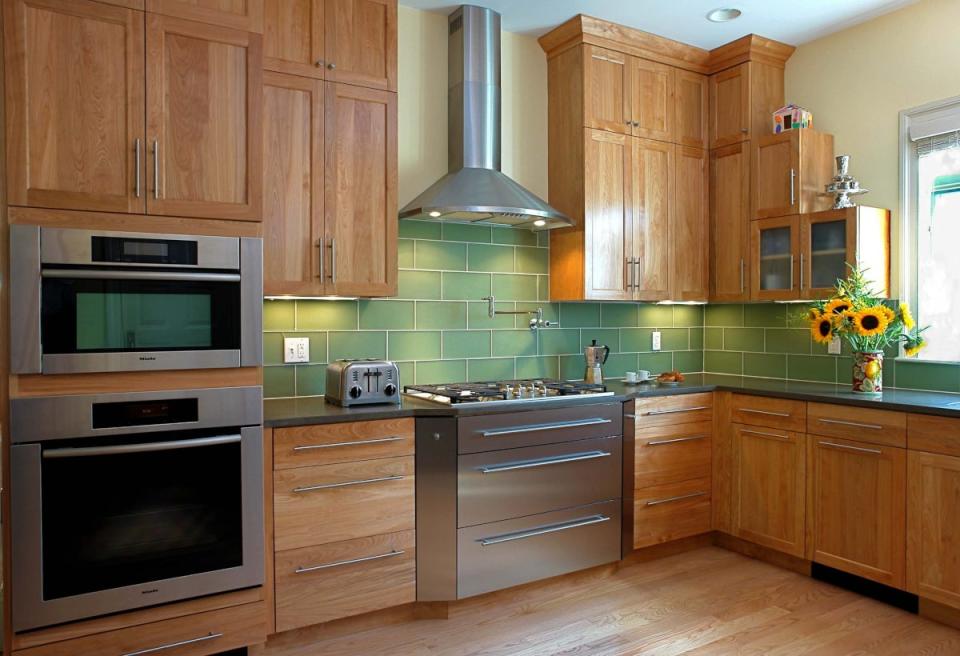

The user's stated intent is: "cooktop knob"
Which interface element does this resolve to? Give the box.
[384,383,397,396]
[348,385,363,399]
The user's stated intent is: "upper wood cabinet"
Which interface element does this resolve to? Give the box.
[709,142,751,302]
[907,450,960,608]
[583,45,631,135]
[800,206,890,299]
[675,69,708,149]
[145,0,264,32]
[263,0,324,77]
[631,138,673,300]
[754,128,834,219]
[630,58,674,142]
[751,215,800,301]
[709,61,784,149]
[672,146,708,301]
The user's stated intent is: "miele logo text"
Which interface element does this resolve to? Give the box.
[139,356,157,361]
[141,588,159,595]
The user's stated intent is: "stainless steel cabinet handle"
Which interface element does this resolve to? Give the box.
[293,436,405,451]
[790,254,795,290]
[478,514,610,546]
[134,138,141,198]
[634,257,641,292]
[479,417,612,437]
[818,440,883,455]
[626,257,633,290]
[152,139,160,199]
[315,58,324,67]
[44,434,240,459]
[646,435,707,446]
[740,127,749,134]
[644,406,709,416]
[42,269,240,283]
[327,62,336,70]
[741,428,791,442]
[479,450,611,474]
[800,253,805,290]
[327,237,337,283]
[295,549,404,574]
[740,258,745,294]
[817,418,883,430]
[317,237,325,280]
[122,633,222,656]
[645,491,706,506]
[789,168,796,206]
[738,408,791,418]
[293,474,404,493]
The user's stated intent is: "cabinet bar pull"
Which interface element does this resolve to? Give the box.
[328,238,337,283]
[738,408,791,418]
[295,549,404,574]
[644,406,709,416]
[479,450,610,474]
[479,417,612,437]
[478,514,610,546]
[790,254,795,290]
[134,139,141,198]
[789,168,796,206]
[646,435,707,446]
[293,474,404,493]
[741,428,791,441]
[800,253,805,290]
[317,237,325,280]
[634,258,641,292]
[740,258,745,293]
[122,633,222,656]
[645,491,706,506]
[626,257,633,290]
[817,417,883,430]
[293,436,405,451]
[818,440,883,455]
[152,139,159,199]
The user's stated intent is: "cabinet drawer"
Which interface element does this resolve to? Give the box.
[274,530,415,633]
[632,393,713,428]
[907,414,960,457]
[807,403,906,448]
[274,418,415,469]
[459,436,621,527]
[458,403,622,454]
[14,602,266,656]
[633,477,712,549]
[274,456,414,551]
[634,421,711,488]
[731,394,806,432]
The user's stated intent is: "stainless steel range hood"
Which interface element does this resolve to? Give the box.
[399,5,572,231]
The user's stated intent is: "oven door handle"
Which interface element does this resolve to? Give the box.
[41,269,241,283]
[42,434,242,459]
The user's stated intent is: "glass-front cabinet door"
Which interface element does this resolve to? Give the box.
[751,215,800,300]
[802,211,854,298]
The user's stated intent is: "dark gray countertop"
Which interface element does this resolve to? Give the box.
[264,374,960,428]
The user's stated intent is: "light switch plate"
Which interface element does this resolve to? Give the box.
[284,337,310,363]
[651,331,662,351]
[828,335,842,355]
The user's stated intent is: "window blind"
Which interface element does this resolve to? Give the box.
[908,98,960,141]
[917,130,960,156]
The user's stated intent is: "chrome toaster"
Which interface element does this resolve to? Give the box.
[325,359,400,406]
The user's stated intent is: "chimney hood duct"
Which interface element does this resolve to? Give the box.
[399,5,572,231]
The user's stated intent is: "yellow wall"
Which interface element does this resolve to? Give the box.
[396,5,548,208]
[785,0,960,295]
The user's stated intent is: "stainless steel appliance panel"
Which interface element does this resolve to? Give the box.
[457,435,621,527]
[415,418,459,601]
[10,224,41,373]
[239,236,263,367]
[457,499,621,599]
[39,227,241,269]
[457,403,622,454]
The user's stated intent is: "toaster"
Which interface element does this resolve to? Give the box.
[325,359,401,406]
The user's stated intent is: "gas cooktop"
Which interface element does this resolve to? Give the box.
[403,379,614,405]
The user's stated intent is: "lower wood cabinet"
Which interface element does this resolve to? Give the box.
[633,477,712,549]
[907,450,960,607]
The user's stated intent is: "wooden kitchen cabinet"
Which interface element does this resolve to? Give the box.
[325,0,397,91]
[754,128,834,219]
[582,45,631,135]
[750,215,800,301]
[708,61,785,149]
[800,206,891,299]
[672,146,709,301]
[709,142,751,301]
[145,0,264,32]
[263,0,324,77]
[631,137,673,300]
[907,450,960,608]
[630,58,674,142]
[675,69,708,149]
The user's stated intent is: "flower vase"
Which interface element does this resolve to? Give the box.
[852,350,883,394]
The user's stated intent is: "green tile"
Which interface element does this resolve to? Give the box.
[442,272,491,300]
[560,303,600,328]
[744,303,787,328]
[516,356,559,379]
[443,330,491,359]
[604,352,637,378]
[895,360,960,392]
[359,300,414,329]
[689,327,704,350]
[787,355,837,383]
[660,328,690,351]
[637,304,674,327]
[672,305,705,328]
[467,358,515,381]
[601,304,637,328]
[399,219,441,240]
[620,328,652,353]
[468,244,515,272]
[388,331,441,361]
[398,239,414,268]
[743,353,787,378]
[765,329,812,355]
[297,300,358,330]
[675,351,704,373]
[835,356,854,384]
[581,328,620,353]
[416,301,467,329]
[492,330,537,357]
[397,361,415,387]
[263,332,285,366]
[517,302,559,325]
[468,301,515,329]
[415,240,468,271]
[263,366,295,398]
[538,275,550,301]
[787,306,815,328]
[704,327,724,350]
[263,332,327,365]
[492,274,538,301]
[637,352,674,375]
[559,355,587,381]
[264,301,296,331]
[705,304,744,327]
[492,227,538,246]
[416,360,467,384]
[724,327,765,352]
[442,223,491,243]
[295,365,326,396]
[398,270,442,300]
[539,328,581,355]
[538,231,550,247]
[704,351,742,375]
[328,331,386,361]
[515,247,548,274]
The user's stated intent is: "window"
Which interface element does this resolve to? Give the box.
[900,97,960,362]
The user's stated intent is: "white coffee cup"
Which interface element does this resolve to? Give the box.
[625,371,639,383]
[636,369,651,381]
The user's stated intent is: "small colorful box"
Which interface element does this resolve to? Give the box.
[773,104,813,133]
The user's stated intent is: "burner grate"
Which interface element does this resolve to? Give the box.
[403,379,609,405]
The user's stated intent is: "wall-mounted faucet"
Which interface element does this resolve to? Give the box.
[481,296,554,331]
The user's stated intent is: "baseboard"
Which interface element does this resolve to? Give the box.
[713,532,812,576]
[919,598,960,630]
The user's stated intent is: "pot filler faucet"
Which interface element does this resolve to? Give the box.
[481,296,553,331]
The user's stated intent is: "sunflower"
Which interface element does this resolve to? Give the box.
[880,305,896,324]
[904,338,927,357]
[824,297,853,316]
[810,314,834,344]
[851,307,890,337]
[807,307,822,322]
[900,302,916,330]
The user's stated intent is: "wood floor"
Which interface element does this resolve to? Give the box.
[259,546,960,655]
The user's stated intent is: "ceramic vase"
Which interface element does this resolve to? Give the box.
[852,350,883,394]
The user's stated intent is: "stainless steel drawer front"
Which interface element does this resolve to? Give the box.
[458,403,622,454]
[477,514,610,546]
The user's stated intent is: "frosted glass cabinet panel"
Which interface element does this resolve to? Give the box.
[751,215,800,301]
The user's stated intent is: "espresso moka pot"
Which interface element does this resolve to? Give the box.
[583,340,610,384]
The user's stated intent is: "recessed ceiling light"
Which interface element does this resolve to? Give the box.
[706,7,742,22]
[533,219,546,227]
[428,211,442,217]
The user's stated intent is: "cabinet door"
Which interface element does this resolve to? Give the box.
[325,0,397,91]
[4,0,145,214]
[809,437,906,588]
[675,69,708,149]
[733,424,805,557]
[632,138,673,301]
[145,0,263,31]
[907,451,960,607]
[709,63,749,148]
[709,143,750,301]
[146,14,263,220]
[583,45,631,135]
[754,131,800,219]
[583,129,632,301]
[751,215,800,301]
[672,147,708,301]
[801,211,855,298]
[263,72,324,296]
[263,0,323,78]
[325,83,397,297]
[630,58,673,142]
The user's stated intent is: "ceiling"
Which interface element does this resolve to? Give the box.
[399,0,918,49]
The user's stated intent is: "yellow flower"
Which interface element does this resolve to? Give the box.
[851,307,890,337]
[824,298,853,317]
[904,338,927,357]
[880,305,896,323]
[807,307,822,321]
[810,315,834,344]
[900,302,915,330]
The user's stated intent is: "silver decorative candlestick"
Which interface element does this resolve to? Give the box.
[825,154,869,209]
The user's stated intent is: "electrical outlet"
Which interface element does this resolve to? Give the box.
[828,335,842,355]
[284,337,310,363]
[651,331,662,351]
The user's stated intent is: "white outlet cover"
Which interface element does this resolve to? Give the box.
[651,331,662,351]
[284,337,310,363]
[828,335,842,355]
